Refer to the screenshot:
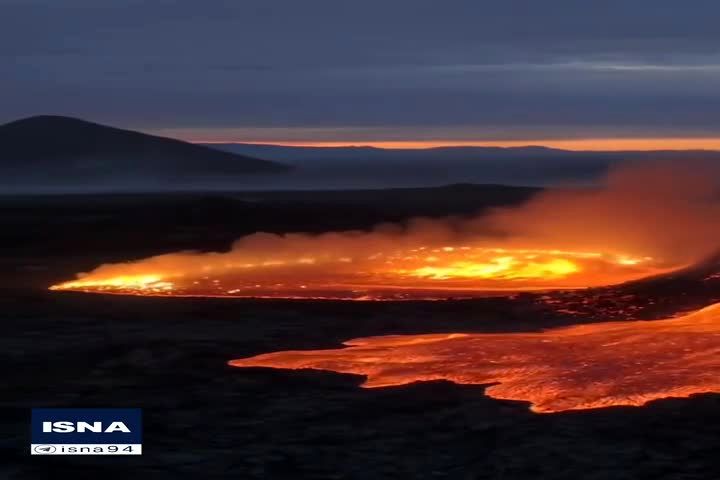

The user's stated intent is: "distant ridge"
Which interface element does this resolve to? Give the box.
[205,141,720,159]
[201,141,720,190]
[207,141,720,171]
[0,116,289,189]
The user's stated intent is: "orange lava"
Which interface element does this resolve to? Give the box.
[49,246,671,300]
[229,303,720,412]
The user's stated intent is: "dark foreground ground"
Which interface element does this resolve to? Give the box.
[3,186,720,479]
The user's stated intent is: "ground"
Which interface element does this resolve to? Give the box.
[2,187,720,479]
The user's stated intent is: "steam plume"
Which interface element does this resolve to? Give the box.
[52,160,720,297]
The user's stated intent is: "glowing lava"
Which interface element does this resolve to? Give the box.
[230,302,720,412]
[49,246,671,300]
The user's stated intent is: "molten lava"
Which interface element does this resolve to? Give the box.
[230,302,720,412]
[49,246,670,300]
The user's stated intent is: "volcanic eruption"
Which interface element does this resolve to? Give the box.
[49,244,665,300]
[49,161,720,413]
[50,162,720,300]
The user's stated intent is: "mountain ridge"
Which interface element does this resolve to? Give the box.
[203,141,720,157]
[0,116,290,189]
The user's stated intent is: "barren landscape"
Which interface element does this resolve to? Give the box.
[3,187,720,479]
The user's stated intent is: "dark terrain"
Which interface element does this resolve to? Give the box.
[0,116,289,191]
[3,185,720,479]
[211,141,720,188]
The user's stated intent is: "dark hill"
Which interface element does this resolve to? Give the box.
[0,116,289,190]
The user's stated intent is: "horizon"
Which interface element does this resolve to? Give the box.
[189,137,720,152]
[7,114,720,152]
[10,114,720,152]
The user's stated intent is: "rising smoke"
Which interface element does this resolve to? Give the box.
[59,160,720,290]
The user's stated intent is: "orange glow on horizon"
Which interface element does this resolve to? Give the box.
[196,137,720,151]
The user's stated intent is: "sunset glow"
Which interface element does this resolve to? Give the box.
[195,137,720,151]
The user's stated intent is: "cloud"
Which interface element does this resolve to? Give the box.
[3,0,720,139]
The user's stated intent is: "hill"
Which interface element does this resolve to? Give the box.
[0,116,289,190]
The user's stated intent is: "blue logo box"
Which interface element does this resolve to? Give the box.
[32,408,142,445]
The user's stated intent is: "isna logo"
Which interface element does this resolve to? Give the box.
[31,408,142,455]
[42,421,131,433]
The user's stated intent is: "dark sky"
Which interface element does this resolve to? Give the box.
[4,0,720,144]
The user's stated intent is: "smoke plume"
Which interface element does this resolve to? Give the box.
[54,160,720,296]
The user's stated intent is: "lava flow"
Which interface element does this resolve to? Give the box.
[50,162,720,300]
[49,245,670,300]
[230,302,720,412]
